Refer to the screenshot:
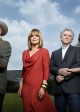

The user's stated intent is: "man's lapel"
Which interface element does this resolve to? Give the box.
[58,47,62,63]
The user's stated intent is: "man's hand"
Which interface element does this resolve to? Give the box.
[56,75,64,83]
[58,68,71,76]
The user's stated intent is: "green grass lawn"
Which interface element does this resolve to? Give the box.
[2,93,54,112]
[2,93,23,112]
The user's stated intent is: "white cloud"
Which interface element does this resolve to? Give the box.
[75,5,80,14]
[0,0,23,6]
[0,0,78,70]
[0,0,75,27]
[0,19,33,70]
[17,0,75,27]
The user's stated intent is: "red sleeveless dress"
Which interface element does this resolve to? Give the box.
[21,48,57,112]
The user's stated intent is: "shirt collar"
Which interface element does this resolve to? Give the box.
[62,44,70,50]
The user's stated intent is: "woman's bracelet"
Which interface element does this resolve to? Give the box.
[41,84,47,90]
[41,80,48,90]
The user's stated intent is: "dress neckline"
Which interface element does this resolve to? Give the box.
[28,48,42,58]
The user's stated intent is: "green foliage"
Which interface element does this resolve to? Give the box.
[7,79,54,93]
[7,80,18,93]
[47,79,53,94]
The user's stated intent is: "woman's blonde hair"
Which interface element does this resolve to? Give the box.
[28,29,43,50]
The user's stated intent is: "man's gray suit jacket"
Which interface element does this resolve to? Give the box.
[0,39,11,94]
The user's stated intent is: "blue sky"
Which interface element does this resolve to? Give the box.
[0,0,80,70]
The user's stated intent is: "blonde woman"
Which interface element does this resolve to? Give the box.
[18,29,57,112]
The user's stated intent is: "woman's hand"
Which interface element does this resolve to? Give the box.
[18,87,22,97]
[38,87,45,100]
[18,78,23,97]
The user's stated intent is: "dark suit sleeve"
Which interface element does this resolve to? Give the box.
[0,41,11,69]
[71,47,80,68]
[50,52,60,76]
[65,47,80,80]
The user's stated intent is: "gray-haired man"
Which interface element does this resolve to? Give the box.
[50,28,80,112]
